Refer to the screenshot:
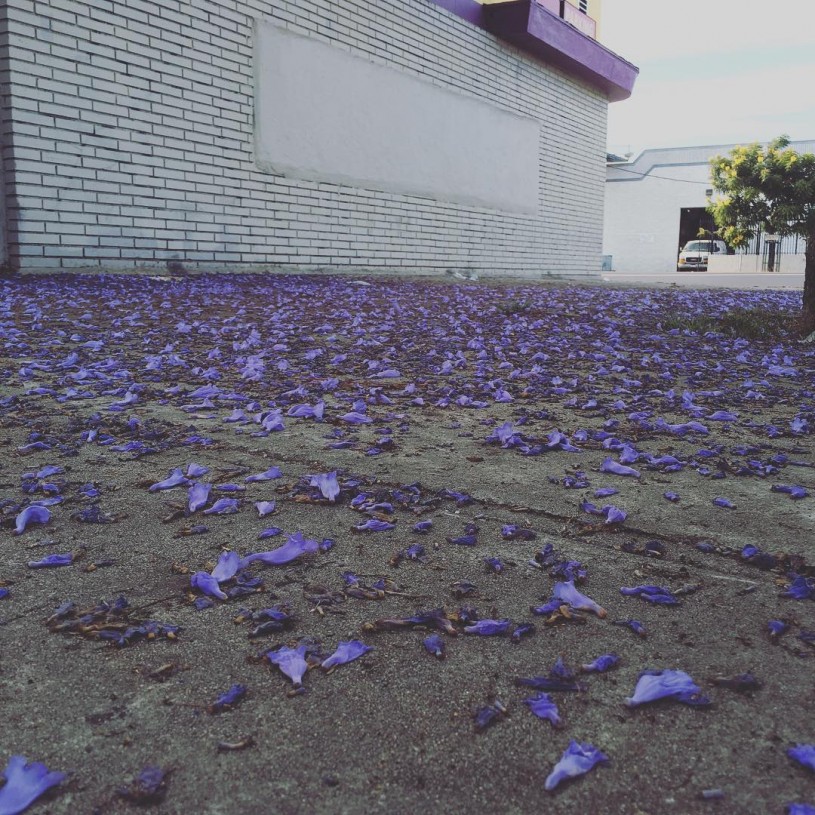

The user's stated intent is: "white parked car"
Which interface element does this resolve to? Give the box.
[677,239,728,271]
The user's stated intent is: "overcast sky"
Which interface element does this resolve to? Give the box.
[602,0,815,158]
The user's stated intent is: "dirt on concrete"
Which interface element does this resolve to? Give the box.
[0,273,813,815]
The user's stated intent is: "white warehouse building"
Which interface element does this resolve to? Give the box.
[603,140,815,275]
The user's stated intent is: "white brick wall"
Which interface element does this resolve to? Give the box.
[2,0,608,275]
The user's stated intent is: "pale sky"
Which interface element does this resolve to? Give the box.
[602,0,815,158]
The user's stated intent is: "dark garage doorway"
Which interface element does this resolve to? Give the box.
[678,207,717,254]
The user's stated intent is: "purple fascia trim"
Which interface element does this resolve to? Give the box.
[428,0,637,102]
[429,0,485,26]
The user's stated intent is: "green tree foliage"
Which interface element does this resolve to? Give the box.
[708,136,815,331]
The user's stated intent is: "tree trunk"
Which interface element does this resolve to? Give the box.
[804,229,815,334]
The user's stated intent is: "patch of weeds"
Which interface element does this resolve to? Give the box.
[661,315,717,334]
[717,307,792,340]
[663,308,792,340]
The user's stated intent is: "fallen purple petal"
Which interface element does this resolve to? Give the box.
[626,669,710,707]
[27,553,73,569]
[789,745,815,773]
[524,693,561,727]
[544,740,609,791]
[14,505,51,535]
[310,471,340,502]
[266,644,309,686]
[0,755,65,815]
[241,532,320,567]
[321,640,373,670]
[553,581,606,618]
[202,498,240,515]
[581,654,619,673]
[423,633,445,658]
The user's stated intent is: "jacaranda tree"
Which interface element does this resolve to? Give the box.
[709,136,815,332]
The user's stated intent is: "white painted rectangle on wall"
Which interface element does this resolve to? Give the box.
[254,21,540,214]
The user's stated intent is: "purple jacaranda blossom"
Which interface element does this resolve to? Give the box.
[740,544,780,571]
[772,484,809,500]
[447,534,477,546]
[655,418,710,436]
[413,520,434,534]
[340,411,372,425]
[214,484,245,493]
[531,598,565,616]
[310,471,340,502]
[423,633,446,659]
[369,608,457,636]
[266,644,309,686]
[190,571,227,601]
[663,491,680,502]
[550,560,586,582]
[511,623,535,643]
[34,465,63,479]
[27,553,72,569]
[260,411,285,432]
[708,410,738,421]
[581,654,619,673]
[438,489,473,506]
[0,588,9,600]
[524,693,561,727]
[768,619,789,639]
[501,524,537,541]
[553,581,606,618]
[321,640,373,670]
[211,550,240,582]
[486,421,521,447]
[287,401,325,420]
[148,468,190,492]
[613,619,647,637]
[600,457,640,478]
[781,575,815,600]
[789,745,815,773]
[202,498,239,515]
[258,527,283,539]
[625,669,710,707]
[463,619,510,636]
[17,442,50,453]
[473,700,507,731]
[544,741,609,791]
[620,585,680,605]
[786,804,815,815]
[255,501,276,517]
[245,466,283,483]
[579,501,626,524]
[186,462,209,478]
[209,683,247,713]
[187,482,211,513]
[117,766,168,804]
[14,505,51,534]
[712,497,735,509]
[603,504,627,524]
[240,532,319,567]
[516,673,582,693]
[484,557,505,574]
[594,487,618,498]
[353,519,396,532]
[0,755,65,815]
